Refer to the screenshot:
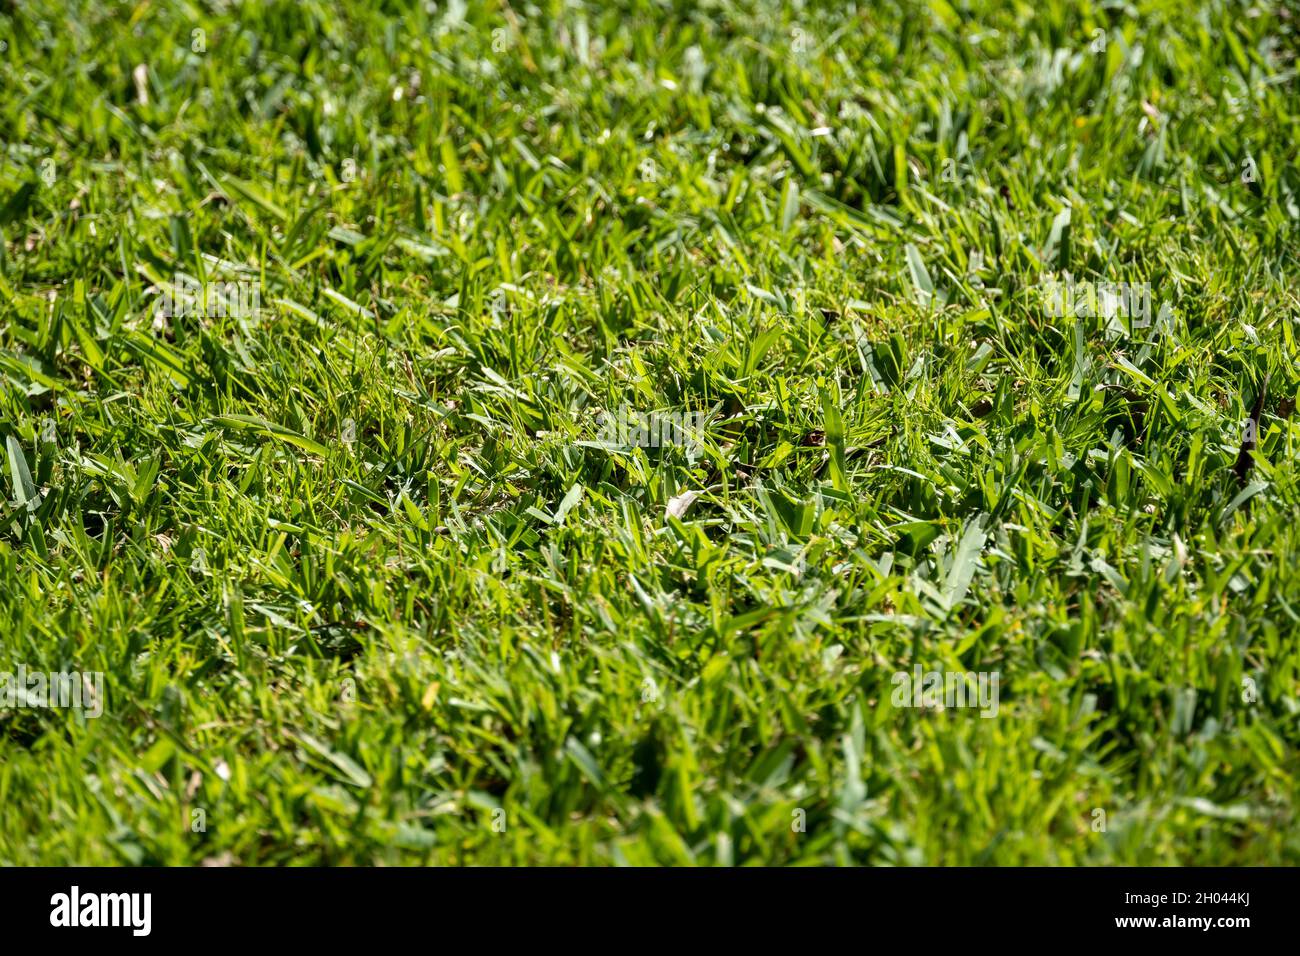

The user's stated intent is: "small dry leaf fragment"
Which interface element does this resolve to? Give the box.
[421,681,440,710]
[132,63,149,105]
[666,490,700,519]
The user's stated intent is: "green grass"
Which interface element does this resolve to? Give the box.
[1,0,1298,865]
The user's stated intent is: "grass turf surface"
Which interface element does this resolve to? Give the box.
[1,0,1298,865]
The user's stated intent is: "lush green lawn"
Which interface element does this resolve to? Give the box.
[1,0,1297,865]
